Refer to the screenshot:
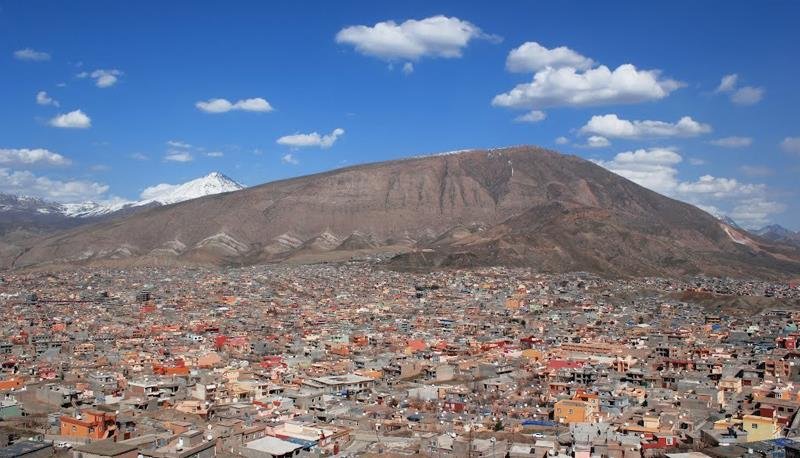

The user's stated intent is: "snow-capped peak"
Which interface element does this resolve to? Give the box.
[138,172,244,206]
[60,172,245,218]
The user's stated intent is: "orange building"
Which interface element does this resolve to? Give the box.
[554,399,590,424]
[554,392,599,424]
[60,410,117,441]
[0,378,24,392]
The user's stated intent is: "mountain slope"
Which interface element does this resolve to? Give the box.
[4,146,800,278]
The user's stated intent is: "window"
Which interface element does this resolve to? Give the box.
[752,423,758,429]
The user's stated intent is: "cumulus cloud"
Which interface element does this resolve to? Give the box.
[514,110,546,123]
[716,74,738,93]
[164,151,193,162]
[277,128,345,149]
[281,153,299,165]
[0,168,109,202]
[580,114,711,139]
[583,136,611,148]
[139,183,178,200]
[493,63,682,110]
[335,15,498,71]
[730,198,787,228]
[554,136,569,145]
[195,97,273,113]
[166,140,192,149]
[731,86,764,105]
[594,148,682,194]
[36,91,59,107]
[14,48,50,61]
[0,148,70,166]
[715,73,763,106]
[675,175,763,198]
[402,62,414,75]
[78,69,123,88]
[506,42,593,73]
[49,110,91,129]
[593,147,783,227]
[781,137,800,155]
[709,136,752,148]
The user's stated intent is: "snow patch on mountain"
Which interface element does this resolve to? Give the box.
[62,172,244,217]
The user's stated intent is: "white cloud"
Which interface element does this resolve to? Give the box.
[709,136,752,148]
[594,148,682,194]
[715,73,763,105]
[716,74,738,93]
[0,148,70,166]
[594,147,783,227]
[277,128,345,149]
[281,153,299,165]
[335,15,498,71]
[493,64,682,110]
[506,42,593,73]
[580,114,711,139]
[206,151,224,158]
[130,153,149,161]
[0,168,109,202]
[164,151,193,162]
[36,91,59,107]
[166,140,192,149]
[49,110,91,129]
[675,175,762,198]
[233,98,273,112]
[195,97,273,113]
[140,183,178,200]
[554,136,569,145]
[731,86,764,105]
[781,137,800,155]
[402,62,414,75]
[730,198,786,228]
[583,136,611,148]
[93,69,122,88]
[514,110,546,123]
[13,48,50,61]
[78,69,123,88]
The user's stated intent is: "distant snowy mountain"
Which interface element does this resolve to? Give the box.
[1,172,245,234]
[139,172,244,206]
[718,215,742,230]
[754,224,796,238]
[61,172,245,217]
[753,224,800,247]
[0,194,64,215]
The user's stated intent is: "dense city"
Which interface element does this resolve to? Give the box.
[0,262,798,458]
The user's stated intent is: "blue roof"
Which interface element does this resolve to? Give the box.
[521,419,557,427]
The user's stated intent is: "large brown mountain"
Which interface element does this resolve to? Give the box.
[4,146,800,278]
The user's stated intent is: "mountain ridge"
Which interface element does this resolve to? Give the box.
[3,146,800,278]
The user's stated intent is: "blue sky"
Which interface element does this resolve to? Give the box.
[1,1,799,229]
